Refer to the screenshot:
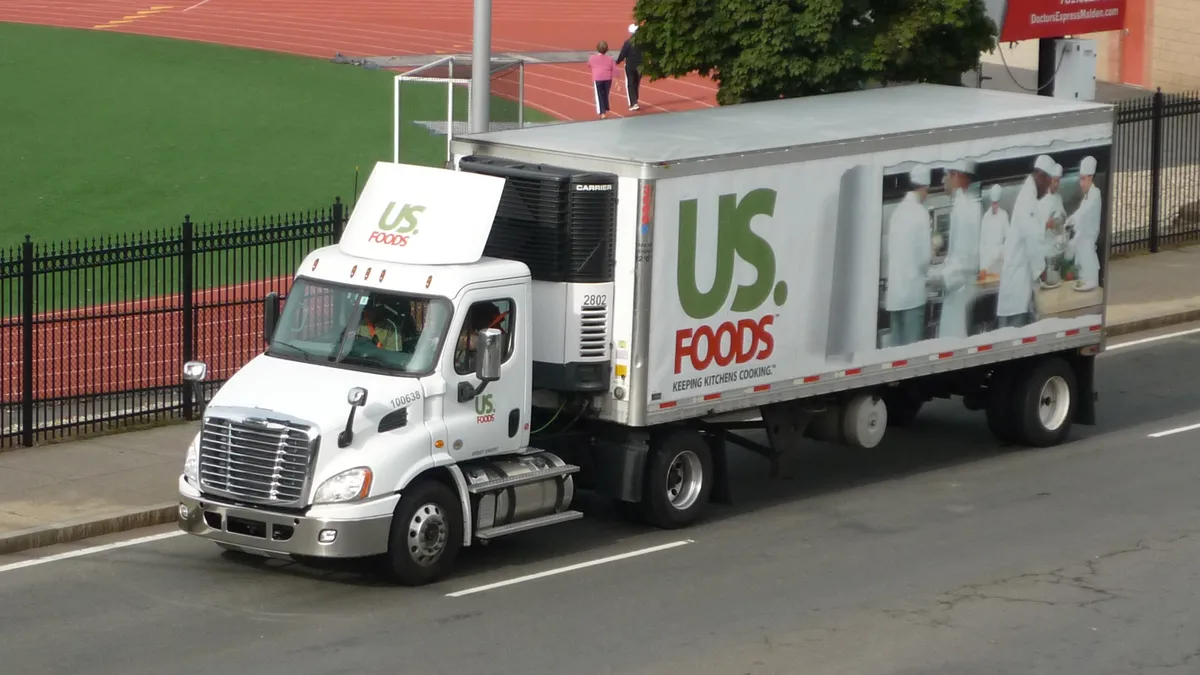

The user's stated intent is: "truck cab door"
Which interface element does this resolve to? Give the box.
[440,286,530,462]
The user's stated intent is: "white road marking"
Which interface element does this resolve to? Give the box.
[445,539,694,598]
[1148,422,1200,439]
[1106,326,1200,351]
[0,531,185,574]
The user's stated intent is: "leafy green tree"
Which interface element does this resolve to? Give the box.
[630,0,998,105]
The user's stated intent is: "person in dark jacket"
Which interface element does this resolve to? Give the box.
[615,23,642,111]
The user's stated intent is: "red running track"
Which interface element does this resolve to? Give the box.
[0,0,717,120]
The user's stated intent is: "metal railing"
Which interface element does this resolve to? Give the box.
[0,199,345,448]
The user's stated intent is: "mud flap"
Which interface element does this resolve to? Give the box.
[1073,353,1097,426]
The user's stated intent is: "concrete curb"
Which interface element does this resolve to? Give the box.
[2,309,1199,558]
[1106,309,1200,339]
[0,503,178,556]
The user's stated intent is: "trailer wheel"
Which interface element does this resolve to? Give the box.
[380,479,463,586]
[1012,357,1077,448]
[641,429,713,529]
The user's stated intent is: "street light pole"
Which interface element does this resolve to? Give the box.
[469,0,492,133]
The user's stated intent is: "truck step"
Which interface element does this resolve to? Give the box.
[466,464,580,494]
[474,510,584,540]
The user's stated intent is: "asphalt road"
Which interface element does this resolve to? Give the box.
[3,327,1200,675]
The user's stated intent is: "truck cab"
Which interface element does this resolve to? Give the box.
[177,161,600,585]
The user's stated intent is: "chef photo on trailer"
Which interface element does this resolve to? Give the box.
[934,159,982,340]
[996,154,1055,328]
[883,166,935,347]
[1066,155,1102,292]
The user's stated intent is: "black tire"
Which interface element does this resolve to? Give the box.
[640,429,714,529]
[1011,357,1078,448]
[882,391,924,427]
[381,479,463,586]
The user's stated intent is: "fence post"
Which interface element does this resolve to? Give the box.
[332,197,345,241]
[20,235,34,448]
[181,215,195,420]
[1149,88,1165,253]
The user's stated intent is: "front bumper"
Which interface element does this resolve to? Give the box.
[177,477,399,559]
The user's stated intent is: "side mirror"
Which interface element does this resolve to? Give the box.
[182,360,208,418]
[339,386,369,448]
[475,328,503,383]
[183,361,208,382]
[263,292,281,345]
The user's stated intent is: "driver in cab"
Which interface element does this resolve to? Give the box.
[356,297,403,351]
[455,302,507,374]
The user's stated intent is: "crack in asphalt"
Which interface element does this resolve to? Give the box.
[881,530,1197,632]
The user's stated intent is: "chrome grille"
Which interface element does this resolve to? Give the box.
[198,415,318,506]
[578,305,609,359]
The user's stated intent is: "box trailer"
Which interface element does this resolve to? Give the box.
[177,84,1113,585]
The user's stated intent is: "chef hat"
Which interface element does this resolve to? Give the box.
[989,184,1002,202]
[1052,163,1063,178]
[628,23,638,33]
[945,159,977,175]
[909,166,931,187]
[1080,156,1097,176]
[1034,154,1056,175]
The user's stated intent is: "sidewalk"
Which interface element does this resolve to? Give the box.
[4,246,1200,556]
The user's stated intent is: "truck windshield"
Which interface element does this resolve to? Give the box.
[265,277,453,376]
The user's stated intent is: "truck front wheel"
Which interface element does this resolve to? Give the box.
[381,479,463,586]
[641,429,713,529]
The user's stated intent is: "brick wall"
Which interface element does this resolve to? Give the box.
[1150,0,1200,92]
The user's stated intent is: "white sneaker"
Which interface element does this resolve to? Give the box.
[630,104,640,111]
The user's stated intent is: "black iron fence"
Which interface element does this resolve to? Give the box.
[0,199,345,448]
[1111,88,1200,254]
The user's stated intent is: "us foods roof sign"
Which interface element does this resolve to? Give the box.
[984,0,1127,42]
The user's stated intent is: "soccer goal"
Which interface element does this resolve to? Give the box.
[392,55,527,167]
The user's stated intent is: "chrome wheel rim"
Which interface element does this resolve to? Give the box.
[1038,375,1071,431]
[665,450,703,511]
[407,503,448,567]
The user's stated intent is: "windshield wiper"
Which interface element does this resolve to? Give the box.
[270,340,318,362]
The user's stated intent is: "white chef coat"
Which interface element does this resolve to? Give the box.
[1039,190,1067,254]
[979,205,1009,274]
[937,188,983,339]
[997,176,1046,318]
[1067,185,1103,287]
[884,191,934,313]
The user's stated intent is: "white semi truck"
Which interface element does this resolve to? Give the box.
[178,84,1115,585]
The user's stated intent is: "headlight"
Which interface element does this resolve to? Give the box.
[313,467,373,504]
[183,433,200,484]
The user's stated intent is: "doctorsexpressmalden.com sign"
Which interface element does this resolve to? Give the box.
[985,0,1126,42]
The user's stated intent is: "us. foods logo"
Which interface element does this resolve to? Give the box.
[368,202,425,247]
[674,188,785,374]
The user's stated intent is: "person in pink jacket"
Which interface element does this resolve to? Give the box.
[588,41,617,119]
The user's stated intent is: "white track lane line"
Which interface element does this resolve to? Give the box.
[0,531,185,574]
[445,539,694,598]
[1106,326,1200,351]
[1148,422,1200,439]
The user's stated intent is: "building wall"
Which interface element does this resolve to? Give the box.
[1148,0,1200,92]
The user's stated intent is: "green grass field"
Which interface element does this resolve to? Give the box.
[0,22,554,247]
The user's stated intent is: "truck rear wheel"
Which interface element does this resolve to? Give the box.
[641,429,713,529]
[381,479,463,586]
[1011,357,1077,448]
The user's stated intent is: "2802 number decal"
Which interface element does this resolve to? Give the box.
[582,294,608,308]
